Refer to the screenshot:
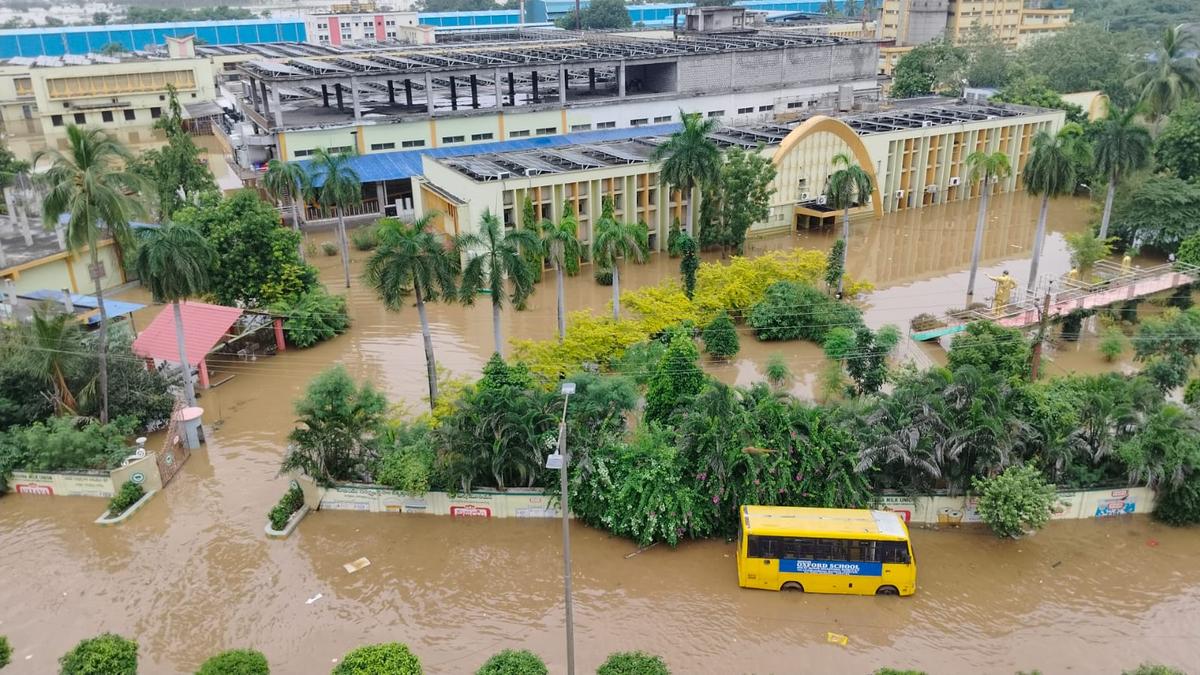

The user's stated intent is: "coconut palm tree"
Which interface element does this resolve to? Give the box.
[652,111,721,237]
[459,210,539,356]
[37,124,146,423]
[540,204,583,341]
[262,158,311,257]
[1093,105,1152,240]
[825,152,874,296]
[364,215,459,409]
[1127,25,1200,125]
[310,147,362,289]
[593,198,647,321]
[964,150,1012,300]
[132,222,215,407]
[1023,128,1083,292]
[23,306,83,415]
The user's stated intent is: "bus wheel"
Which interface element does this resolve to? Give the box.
[876,586,899,596]
[780,582,804,592]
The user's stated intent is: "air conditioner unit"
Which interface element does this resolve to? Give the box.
[495,171,512,180]
[922,120,934,128]
[816,195,827,205]
[800,191,810,201]
[948,176,961,187]
[926,185,938,193]
[895,190,906,200]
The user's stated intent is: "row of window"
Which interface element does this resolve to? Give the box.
[746,535,911,565]
[50,107,158,127]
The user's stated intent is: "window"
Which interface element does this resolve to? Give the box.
[786,101,804,109]
[150,106,162,119]
[746,535,910,564]
[535,127,556,135]
[758,105,773,112]
[737,106,754,114]
[294,149,314,157]
[51,114,63,126]
[123,109,136,121]
[73,112,86,124]
[630,118,648,126]
[470,132,493,141]
[570,123,591,132]
[653,115,671,123]
[101,110,113,122]
[401,139,426,148]
[596,121,615,129]
[326,145,352,154]
[370,142,396,151]
[707,110,723,118]
[442,135,465,144]
[509,130,530,138]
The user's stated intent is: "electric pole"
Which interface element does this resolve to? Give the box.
[1030,286,1052,381]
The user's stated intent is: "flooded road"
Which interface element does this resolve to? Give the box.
[3,190,1194,674]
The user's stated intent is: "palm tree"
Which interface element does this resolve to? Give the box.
[310,148,362,289]
[132,222,216,407]
[540,204,583,341]
[459,210,539,356]
[1093,105,1152,240]
[1127,25,1200,125]
[363,215,459,409]
[825,152,874,296]
[1023,128,1083,292]
[262,158,311,258]
[652,111,721,236]
[37,124,146,423]
[23,306,83,415]
[964,150,1012,300]
[593,198,647,321]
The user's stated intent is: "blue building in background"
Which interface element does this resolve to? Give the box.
[417,10,522,28]
[527,0,848,24]
[0,20,306,59]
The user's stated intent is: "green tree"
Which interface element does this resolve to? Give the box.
[1065,231,1114,277]
[971,464,1055,538]
[961,25,1011,88]
[991,74,1087,123]
[131,85,216,219]
[824,239,845,294]
[1153,100,1200,181]
[92,11,110,24]
[678,231,699,300]
[1100,327,1127,362]
[477,649,547,675]
[1023,128,1085,292]
[132,222,215,407]
[1154,472,1200,526]
[59,633,137,675]
[517,197,544,285]
[1127,25,1200,123]
[263,158,312,257]
[1118,404,1200,489]
[19,307,83,415]
[593,199,647,320]
[948,321,1031,380]
[645,332,705,425]
[652,111,720,237]
[1110,174,1200,252]
[281,366,387,485]
[555,0,632,29]
[364,215,459,409]
[764,353,791,391]
[845,325,900,396]
[332,643,422,675]
[889,38,967,98]
[1134,308,1200,391]
[37,125,146,424]
[197,649,269,675]
[174,191,317,306]
[1093,105,1152,240]
[825,152,874,296]
[701,312,739,359]
[539,204,582,341]
[1068,0,1200,35]
[597,651,670,675]
[310,147,362,288]
[964,150,1013,299]
[460,210,539,355]
[1014,23,1135,98]
[0,635,8,669]
[716,146,776,254]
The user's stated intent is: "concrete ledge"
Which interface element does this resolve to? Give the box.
[264,505,309,539]
[94,490,157,526]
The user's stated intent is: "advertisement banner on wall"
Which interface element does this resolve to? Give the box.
[9,471,114,498]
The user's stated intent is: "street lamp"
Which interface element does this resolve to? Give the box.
[546,380,576,675]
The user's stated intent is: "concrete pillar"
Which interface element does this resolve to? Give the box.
[15,190,30,247]
[493,68,504,108]
[248,77,260,110]
[589,67,595,92]
[531,70,539,103]
[260,80,271,115]
[617,62,626,97]
[273,318,286,352]
[321,84,329,107]
[425,72,435,114]
[469,73,479,109]
[375,181,386,211]
[449,76,457,111]
[558,64,567,103]
[335,83,344,110]
[508,71,516,106]
[351,76,362,120]
[271,85,282,128]
[387,79,395,104]
[405,79,413,106]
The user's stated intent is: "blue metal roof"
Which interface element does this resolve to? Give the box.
[0,19,306,58]
[19,290,145,322]
[308,123,680,185]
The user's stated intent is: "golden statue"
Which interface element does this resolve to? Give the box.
[1121,254,1133,275]
[987,270,1017,313]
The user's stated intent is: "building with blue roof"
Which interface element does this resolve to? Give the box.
[526,0,848,25]
[0,20,306,59]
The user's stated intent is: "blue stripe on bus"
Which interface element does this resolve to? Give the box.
[778,559,882,576]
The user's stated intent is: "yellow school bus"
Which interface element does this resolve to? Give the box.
[737,505,916,596]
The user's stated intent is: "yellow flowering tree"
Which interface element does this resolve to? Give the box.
[621,282,701,335]
[512,310,649,379]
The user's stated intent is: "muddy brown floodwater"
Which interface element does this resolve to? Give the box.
[3,191,1197,674]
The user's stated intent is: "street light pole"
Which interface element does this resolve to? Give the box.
[548,381,576,675]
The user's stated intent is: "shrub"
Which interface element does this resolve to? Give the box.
[511,311,647,380]
[1100,328,1126,362]
[596,651,669,675]
[1154,472,1200,526]
[107,480,144,516]
[374,436,434,494]
[764,353,790,389]
[475,649,547,675]
[197,649,270,675]
[1122,666,1185,675]
[622,282,700,336]
[909,313,945,333]
[701,312,739,359]
[971,465,1055,538]
[321,241,339,256]
[280,367,388,485]
[947,321,1030,380]
[747,281,862,343]
[874,670,926,675]
[332,643,422,675]
[350,226,378,251]
[0,635,10,668]
[644,333,705,425]
[59,633,138,675]
[267,483,305,531]
[0,416,137,485]
[271,290,350,348]
[594,267,613,286]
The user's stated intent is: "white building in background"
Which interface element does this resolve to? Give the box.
[303,2,426,46]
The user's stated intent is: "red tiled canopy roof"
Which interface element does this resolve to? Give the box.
[131,301,243,367]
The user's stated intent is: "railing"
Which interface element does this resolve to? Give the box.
[305,199,382,222]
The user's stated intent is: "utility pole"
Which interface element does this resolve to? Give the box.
[547,381,576,675]
[1030,286,1052,381]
